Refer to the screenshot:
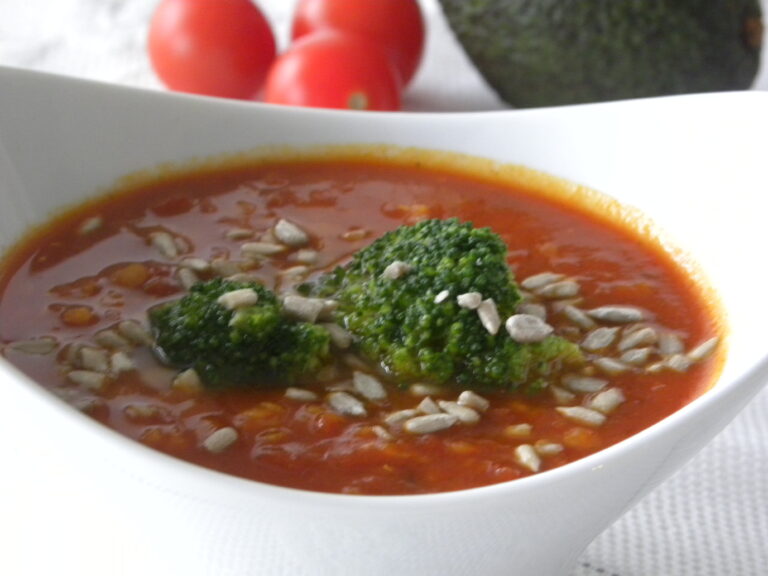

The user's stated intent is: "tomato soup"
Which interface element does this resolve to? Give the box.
[0,154,723,495]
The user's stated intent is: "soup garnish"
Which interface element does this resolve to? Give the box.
[148,218,582,391]
[0,155,723,494]
[302,217,583,389]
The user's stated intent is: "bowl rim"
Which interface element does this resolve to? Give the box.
[2,67,767,509]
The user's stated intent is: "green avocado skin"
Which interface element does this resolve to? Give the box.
[438,0,763,108]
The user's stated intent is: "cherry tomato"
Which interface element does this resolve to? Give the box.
[148,0,276,99]
[291,0,425,86]
[264,32,401,111]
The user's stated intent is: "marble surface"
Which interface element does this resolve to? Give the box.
[1,1,767,575]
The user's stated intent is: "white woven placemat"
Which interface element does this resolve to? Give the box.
[574,389,768,576]
[1,1,767,574]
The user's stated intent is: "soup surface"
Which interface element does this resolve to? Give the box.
[0,155,722,495]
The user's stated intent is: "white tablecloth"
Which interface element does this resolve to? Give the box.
[1,1,767,574]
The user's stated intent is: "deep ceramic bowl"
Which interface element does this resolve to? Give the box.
[1,67,767,576]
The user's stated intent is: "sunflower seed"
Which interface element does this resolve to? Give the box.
[550,385,576,405]
[618,326,658,351]
[179,257,211,272]
[241,241,286,258]
[273,219,309,247]
[620,347,653,365]
[520,272,565,292]
[110,351,135,374]
[534,441,564,456]
[80,347,110,373]
[457,292,482,309]
[504,423,533,438]
[409,383,447,397]
[353,371,387,401]
[587,306,645,324]
[8,336,58,355]
[172,368,203,394]
[282,295,325,323]
[384,409,420,426]
[203,427,238,453]
[93,329,131,350]
[457,390,490,412]
[60,343,83,367]
[438,400,480,424]
[417,396,442,415]
[555,406,607,426]
[581,327,620,351]
[658,332,685,355]
[327,391,367,417]
[562,305,596,331]
[562,375,608,393]
[403,413,459,434]
[478,299,502,335]
[149,231,179,259]
[666,354,693,372]
[278,265,310,279]
[514,444,541,472]
[285,387,319,402]
[225,228,254,241]
[217,288,259,310]
[177,267,200,290]
[536,280,580,300]
[68,370,108,391]
[505,313,554,343]
[594,357,629,375]
[688,337,720,362]
[587,388,626,414]
[382,261,412,280]
[434,289,450,304]
[294,249,319,264]
[117,320,153,346]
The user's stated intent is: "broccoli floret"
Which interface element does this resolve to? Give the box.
[149,278,330,387]
[309,218,582,390]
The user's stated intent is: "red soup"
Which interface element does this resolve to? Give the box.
[0,153,723,495]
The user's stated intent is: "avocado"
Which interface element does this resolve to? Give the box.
[438,0,763,108]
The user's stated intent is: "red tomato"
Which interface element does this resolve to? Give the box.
[264,32,401,111]
[291,0,425,86]
[148,0,276,99]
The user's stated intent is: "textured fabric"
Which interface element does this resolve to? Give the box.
[1,1,767,574]
[575,388,768,576]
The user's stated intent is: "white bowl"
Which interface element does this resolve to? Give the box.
[1,67,767,576]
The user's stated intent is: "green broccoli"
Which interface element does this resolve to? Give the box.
[149,278,330,388]
[307,218,582,390]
